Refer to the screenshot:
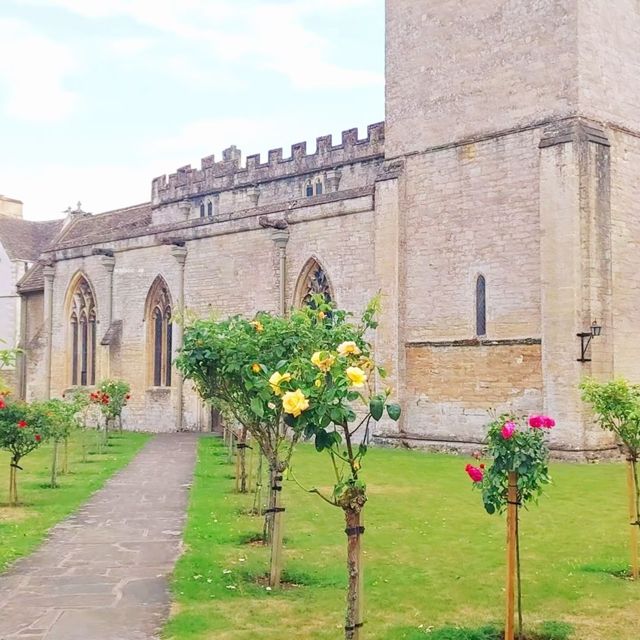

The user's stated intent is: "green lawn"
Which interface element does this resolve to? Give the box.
[164,438,640,640]
[0,430,150,572]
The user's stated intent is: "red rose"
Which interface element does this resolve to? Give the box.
[35,434,42,442]
[528,415,543,428]
[479,463,485,469]
[0,397,5,409]
[17,420,27,429]
[125,394,131,400]
[465,463,484,483]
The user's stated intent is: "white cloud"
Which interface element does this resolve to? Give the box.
[107,36,155,56]
[0,18,78,121]
[18,0,382,90]
[1,162,152,220]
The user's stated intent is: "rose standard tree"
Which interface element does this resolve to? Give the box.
[465,414,554,640]
[0,400,47,506]
[581,378,640,579]
[178,313,311,587]
[281,296,401,640]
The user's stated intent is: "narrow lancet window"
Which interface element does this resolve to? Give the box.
[476,275,486,337]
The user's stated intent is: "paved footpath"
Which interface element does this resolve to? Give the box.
[0,433,199,640]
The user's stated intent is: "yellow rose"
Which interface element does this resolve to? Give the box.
[337,341,361,357]
[269,371,292,395]
[314,378,322,388]
[346,366,367,388]
[281,389,309,418]
[311,350,335,372]
[250,320,264,332]
[251,363,261,373]
[318,311,326,320]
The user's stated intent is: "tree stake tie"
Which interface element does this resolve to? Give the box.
[10,462,23,471]
[345,623,364,632]
[345,525,365,537]
[264,506,285,514]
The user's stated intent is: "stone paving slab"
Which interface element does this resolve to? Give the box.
[0,433,199,640]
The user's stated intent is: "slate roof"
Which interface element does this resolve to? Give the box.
[51,203,152,250]
[17,263,45,293]
[0,216,64,261]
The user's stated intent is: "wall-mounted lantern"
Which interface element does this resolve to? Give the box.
[577,321,602,362]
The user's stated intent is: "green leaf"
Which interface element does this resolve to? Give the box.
[386,403,401,421]
[250,396,264,418]
[315,430,330,452]
[347,391,361,402]
[370,396,384,421]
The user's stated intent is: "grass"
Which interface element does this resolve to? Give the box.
[0,429,150,572]
[164,438,640,640]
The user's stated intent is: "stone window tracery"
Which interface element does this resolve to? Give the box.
[295,258,333,307]
[146,276,173,387]
[199,203,205,218]
[68,275,96,386]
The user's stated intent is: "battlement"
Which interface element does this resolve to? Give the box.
[151,122,384,205]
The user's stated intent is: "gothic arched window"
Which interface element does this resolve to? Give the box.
[68,275,97,386]
[315,180,323,196]
[295,258,333,308]
[476,274,486,337]
[146,276,173,387]
[207,200,213,217]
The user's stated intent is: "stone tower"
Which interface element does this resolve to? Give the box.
[385,0,640,453]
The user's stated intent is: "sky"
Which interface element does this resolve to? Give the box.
[0,0,384,221]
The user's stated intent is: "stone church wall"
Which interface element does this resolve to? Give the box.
[399,128,543,443]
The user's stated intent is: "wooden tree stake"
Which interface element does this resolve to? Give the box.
[269,468,284,588]
[627,461,639,580]
[345,508,364,640]
[505,471,517,640]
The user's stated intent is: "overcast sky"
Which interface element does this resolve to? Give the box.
[0,0,384,221]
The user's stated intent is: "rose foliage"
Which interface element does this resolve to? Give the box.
[466,414,554,514]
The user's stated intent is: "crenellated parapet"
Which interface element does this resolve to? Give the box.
[151,122,384,205]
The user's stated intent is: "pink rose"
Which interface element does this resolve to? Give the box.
[529,415,543,428]
[465,464,484,483]
[541,416,555,428]
[501,421,516,439]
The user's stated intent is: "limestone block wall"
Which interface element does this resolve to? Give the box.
[385,0,577,156]
[610,129,640,381]
[399,128,543,442]
[23,292,45,402]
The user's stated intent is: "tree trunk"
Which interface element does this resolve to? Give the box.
[505,471,518,640]
[627,459,639,580]
[237,427,248,493]
[263,464,277,544]
[8,463,15,506]
[51,440,59,488]
[252,452,264,516]
[62,438,69,475]
[344,507,364,640]
[268,464,285,588]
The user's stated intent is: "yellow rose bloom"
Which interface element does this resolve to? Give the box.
[311,350,335,372]
[337,341,361,357]
[250,320,264,332]
[251,363,261,373]
[318,311,326,320]
[269,371,292,395]
[346,366,367,387]
[281,389,309,418]
[314,378,323,388]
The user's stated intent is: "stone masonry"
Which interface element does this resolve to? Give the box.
[13,0,640,455]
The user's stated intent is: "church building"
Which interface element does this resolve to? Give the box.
[7,1,640,456]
